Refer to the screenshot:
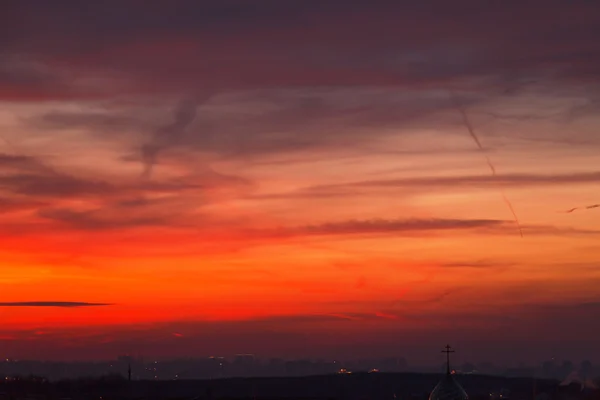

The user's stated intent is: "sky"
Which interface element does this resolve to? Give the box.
[1,0,600,364]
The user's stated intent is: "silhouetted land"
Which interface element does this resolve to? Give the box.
[1,373,599,400]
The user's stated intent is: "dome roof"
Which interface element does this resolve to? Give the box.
[429,374,469,400]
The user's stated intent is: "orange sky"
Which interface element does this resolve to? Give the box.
[1,1,600,363]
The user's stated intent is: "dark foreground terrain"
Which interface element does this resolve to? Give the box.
[1,373,598,400]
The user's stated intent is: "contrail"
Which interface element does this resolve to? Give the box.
[141,96,205,179]
[560,204,599,213]
[453,94,524,238]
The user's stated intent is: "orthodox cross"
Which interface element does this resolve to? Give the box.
[442,344,455,375]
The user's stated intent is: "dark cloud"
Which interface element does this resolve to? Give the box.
[1,159,596,238]
[0,197,47,213]
[335,171,600,189]
[27,90,471,163]
[241,219,600,241]
[0,149,249,203]
[0,56,74,101]
[440,260,517,269]
[254,218,506,239]
[0,302,111,307]
[0,152,114,197]
[296,218,502,234]
[28,182,243,232]
[0,153,50,173]
[12,0,600,163]
[2,1,599,104]
[0,149,255,237]
[0,174,113,197]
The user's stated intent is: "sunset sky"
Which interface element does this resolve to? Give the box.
[1,0,600,364]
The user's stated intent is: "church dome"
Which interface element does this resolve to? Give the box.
[429,373,469,400]
[429,345,469,400]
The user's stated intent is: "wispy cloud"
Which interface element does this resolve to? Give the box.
[0,153,114,198]
[440,260,517,269]
[258,171,600,200]
[240,219,600,242]
[560,204,600,213]
[324,171,600,189]
[0,150,252,234]
[37,207,171,231]
[253,218,507,238]
[0,302,112,307]
[141,97,205,179]
[0,173,113,198]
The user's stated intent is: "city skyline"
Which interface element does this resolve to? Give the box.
[1,1,600,362]
[1,353,598,382]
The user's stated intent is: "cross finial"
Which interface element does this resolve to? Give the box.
[442,344,455,375]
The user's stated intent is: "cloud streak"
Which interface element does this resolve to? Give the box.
[141,97,204,179]
[561,204,600,213]
[440,260,517,269]
[240,219,600,242]
[254,218,507,239]
[0,302,112,307]
[258,171,600,200]
[37,207,171,231]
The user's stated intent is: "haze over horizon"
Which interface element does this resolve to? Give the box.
[1,0,600,364]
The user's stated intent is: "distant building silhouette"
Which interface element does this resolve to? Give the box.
[429,345,469,400]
